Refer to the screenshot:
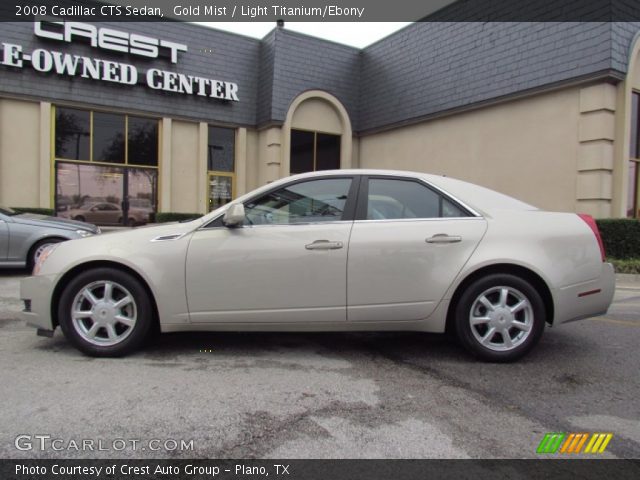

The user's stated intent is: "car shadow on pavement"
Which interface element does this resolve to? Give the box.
[141,331,467,362]
[0,268,30,277]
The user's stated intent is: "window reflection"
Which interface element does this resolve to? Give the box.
[56,162,157,226]
[55,108,90,160]
[129,116,158,166]
[54,107,160,224]
[208,127,235,172]
[93,112,125,163]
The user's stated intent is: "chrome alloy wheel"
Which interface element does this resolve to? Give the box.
[33,243,55,264]
[70,280,137,346]
[469,286,533,352]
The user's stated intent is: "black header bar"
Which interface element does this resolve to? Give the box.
[2,0,640,22]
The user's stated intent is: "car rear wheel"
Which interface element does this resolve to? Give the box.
[29,238,63,270]
[58,268,152,357]
[454,274,546,362]
[74,215,85,222]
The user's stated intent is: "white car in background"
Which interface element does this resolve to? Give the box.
[20,170,614,361]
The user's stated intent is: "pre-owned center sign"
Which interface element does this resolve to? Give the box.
[0,21,240,102]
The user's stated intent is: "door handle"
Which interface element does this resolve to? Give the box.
[305,240,344,250]
[426,234,462,244]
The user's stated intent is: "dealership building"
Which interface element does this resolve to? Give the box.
[1,19,640,223]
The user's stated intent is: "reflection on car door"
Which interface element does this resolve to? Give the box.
[347,177,487,322]
[185,177,357,323]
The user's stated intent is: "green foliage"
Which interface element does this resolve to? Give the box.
[11,207,55,216]
[607,257,640,274]
[155,212,202,223]
[596,219,640,259]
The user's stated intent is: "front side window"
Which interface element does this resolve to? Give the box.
[244,178,352,225]
[366,178,468,220]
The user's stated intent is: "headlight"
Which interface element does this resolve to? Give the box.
[75,229,94,238]
[33,243,59,276]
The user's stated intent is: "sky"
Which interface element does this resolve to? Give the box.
[194,22,412,48]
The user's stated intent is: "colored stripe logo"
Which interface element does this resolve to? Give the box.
[537,433,612,454]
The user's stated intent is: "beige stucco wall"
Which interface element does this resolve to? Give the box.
[0,98,44,208]
[0,80,630,219]
[169,120,200,213]
[612,35,640,218]
[291,97,343,134]
[359,86,589,214]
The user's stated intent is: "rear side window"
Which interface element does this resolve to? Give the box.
[366,178,468,220]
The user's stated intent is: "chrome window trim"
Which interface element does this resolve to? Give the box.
[354,217,485,224]
[197,219,354,231]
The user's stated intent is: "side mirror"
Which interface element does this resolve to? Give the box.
[223,203,245,227]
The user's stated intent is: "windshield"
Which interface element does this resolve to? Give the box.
[0,206,17,216]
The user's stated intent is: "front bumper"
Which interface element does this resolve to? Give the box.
[19,274,58,331]
[553,262,615,324]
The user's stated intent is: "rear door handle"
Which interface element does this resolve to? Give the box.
[426,234,462,244]
[305,240,344,250]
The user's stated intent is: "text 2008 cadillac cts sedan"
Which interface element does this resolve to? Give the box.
[20,170,615,362]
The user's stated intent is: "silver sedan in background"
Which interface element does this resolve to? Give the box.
[0,207,99,270]
[20,170,615,362]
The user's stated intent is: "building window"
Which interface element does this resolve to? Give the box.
[55,108,90,160]
[53,106,159,226]
[629,92,640,218]
[290,129,340,174]
[207,126,235,212]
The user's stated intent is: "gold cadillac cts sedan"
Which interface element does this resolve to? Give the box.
[20,170,615,362]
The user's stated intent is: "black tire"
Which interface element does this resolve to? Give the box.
[74,215,85,222]
[28,238,63,270]
[454,273,546,362]
[58,267,153,357]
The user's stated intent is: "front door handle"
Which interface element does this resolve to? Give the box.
[426,234,462,244]
[305,240,344,250]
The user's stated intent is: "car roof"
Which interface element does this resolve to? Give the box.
[286,169,538,215]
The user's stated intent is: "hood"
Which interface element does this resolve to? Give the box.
[14,213,99,233]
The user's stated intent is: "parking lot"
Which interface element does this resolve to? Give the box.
[1,270,639,459]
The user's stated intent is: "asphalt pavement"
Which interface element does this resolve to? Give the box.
[0,270,638,459]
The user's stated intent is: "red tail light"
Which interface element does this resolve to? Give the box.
[578,214,605,262]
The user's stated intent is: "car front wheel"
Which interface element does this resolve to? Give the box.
[58,268,153,357]
[454,274,546,362]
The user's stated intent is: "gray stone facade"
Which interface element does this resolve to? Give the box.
[1,20,639,133]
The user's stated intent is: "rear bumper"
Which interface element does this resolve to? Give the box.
[19,274,57,331]
[553,262,615,324]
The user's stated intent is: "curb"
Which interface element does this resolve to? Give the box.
[616,273,640,284]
